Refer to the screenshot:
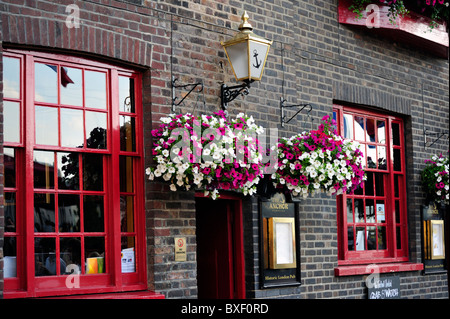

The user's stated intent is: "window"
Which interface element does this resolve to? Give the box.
[334,105,408,265]
[2,50,146,298]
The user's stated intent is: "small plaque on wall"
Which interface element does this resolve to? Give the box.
[175,237,187,262]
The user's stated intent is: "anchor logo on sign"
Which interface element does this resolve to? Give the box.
[253,49,262,69]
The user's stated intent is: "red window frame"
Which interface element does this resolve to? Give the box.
[2,49,146,298]
[334,104,409,266]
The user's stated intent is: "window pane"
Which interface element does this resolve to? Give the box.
[85,71,106,109]
[393,149,401,171]
[4,148,16,188]
[354,199,364,223]
[35,63,57,103]
[5,193,16,232]
[121,236,136,273]
[119,76,135,113]
[120,196,134,233]
[34,193,55,232]
[367,118,375,142]
[346,198,353,223]
[375,173,384,196]
[57,152,79,190]
[365,172,374,196]
[376,200,386,223]
[366,199,375,223]
[58,194,80,232]
[120,116,136,152]
[35,237,58,276]
[4,237,17,278]
[60,237,81,274]
[378,146,387,170]
[354,116,365,141]
[85,237,106,274]
[396,226,402,249]
[4,101,20,143]
[378,226,386,250]
[34,150,55,189]
[394,175,399,198]
[343,114,353,139]
[35,105,58,145]
[367,226,376,250]
[392,122,400,146]
[348,226,354,251]
[377,120,386,143]
[367,145,376,168]
[355,227,365,251]
[85,111,107,149]
[3,56,20,99]
[395,200,400,223]
[60,67,82,106]
[83,154,103,191]
[60,108,84,148]
[84,195,104,232]
[120,156,134,193]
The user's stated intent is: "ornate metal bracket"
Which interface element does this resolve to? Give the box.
[220,82,250,111]
[280,97,312,127]
[424,129,449,149]
[171,76,203,112]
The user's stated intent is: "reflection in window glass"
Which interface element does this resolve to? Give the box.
[35,63,57,103]
[348,227,354,251]
[4,101,21,143]
[35,237,59,276]
[120,116,136,152]
[346,198,353,223]
[5,193,16,233]
[377,120,386,143]
[60,67,82,106]
[354,116,365,141]
[34,151,55,189]
[120,196,134,233]
[85,111,107,149]
[119,76,135,113]
[34,193,55,232]
[354,199,364,223]
[57,152,79,190]
[378,226,386,250]
[60,108,84,148]
[367,118,375,142]
[84,195,104,232]
[60,237,81,275]
[85,71,106,109]
[83,154,103,191]
[367,226,376,250]
[366,199,375,223]
[120,156,134,193]
[355,227,365,251]
[5,148,16,188]
[343,114,353,139]
[378,146,386,170]
[3,56,20,99]
[35,105,58,146]
[4,237,17,278]
[367,145,376,168]
[58,194,80,232]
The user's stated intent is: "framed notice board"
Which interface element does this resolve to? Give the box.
[259,192,301,288]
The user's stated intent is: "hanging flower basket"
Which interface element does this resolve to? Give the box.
[421,153,449,205]
[271,115,366,198]
[146,111,265,199]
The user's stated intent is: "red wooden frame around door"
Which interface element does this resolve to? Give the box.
[2,49,147,298]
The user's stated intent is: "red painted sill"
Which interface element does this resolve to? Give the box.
[338,0,449,58]
[335,263,424,277]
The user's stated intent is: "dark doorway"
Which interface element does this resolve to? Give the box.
[195,195,245,299]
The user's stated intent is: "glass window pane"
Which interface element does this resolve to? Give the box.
[367,118,375,142]
[34,193,55,232]
[60,67,82,106]
[346,198,353,223]
[60,237,81,274]
[367,145,376,168]
[58,194,80,232]
[34,150,55,189]
[354,116,365,141]
[376,200,386,223]
[3,56,20,99]
[392,122,400,146]
[35,237,59,276]
[354,199,364,223]
[57,152,79,190]
[83,154,103,191]
[366,199,375,223]
[35,105,58,145]
[5,193,16,232]
[377,120,386,143]
[365,172,374,196]
[120,116,136,152]
[35,63,57,103]
[60,108,84,148]
[367,226,376,250]
[375,173,384,196]
[85,111,107,149]
[395,200,400,223]
[4,148,16,188]
[84,195,104,232]
[396,226,402,249]
[4,237,17,278]
[121,236,136,273]
[4,101,21,143]
[120,196,134,233]
[355,227,365,251]
[347,226,354,251]
[378,146,387,170]
[393,149,401,171]
[120,156,134,193]
[119,76,135,113]
[85,237,106,274]
[378,226,386,250]
[85,71,106,109]
[394,175,399,198]
[343,114,353,139]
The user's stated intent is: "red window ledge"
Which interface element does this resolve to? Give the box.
[338,0,449,58]
[335,263,424,276]
[42,290,165,299]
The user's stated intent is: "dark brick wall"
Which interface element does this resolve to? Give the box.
[0,0,448,299]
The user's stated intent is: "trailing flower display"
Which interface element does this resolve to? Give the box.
[272,116,366,198]
[421,153,449,205]
[146,111,265,199]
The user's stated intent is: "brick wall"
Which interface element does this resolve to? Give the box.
[0,0,449,299]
